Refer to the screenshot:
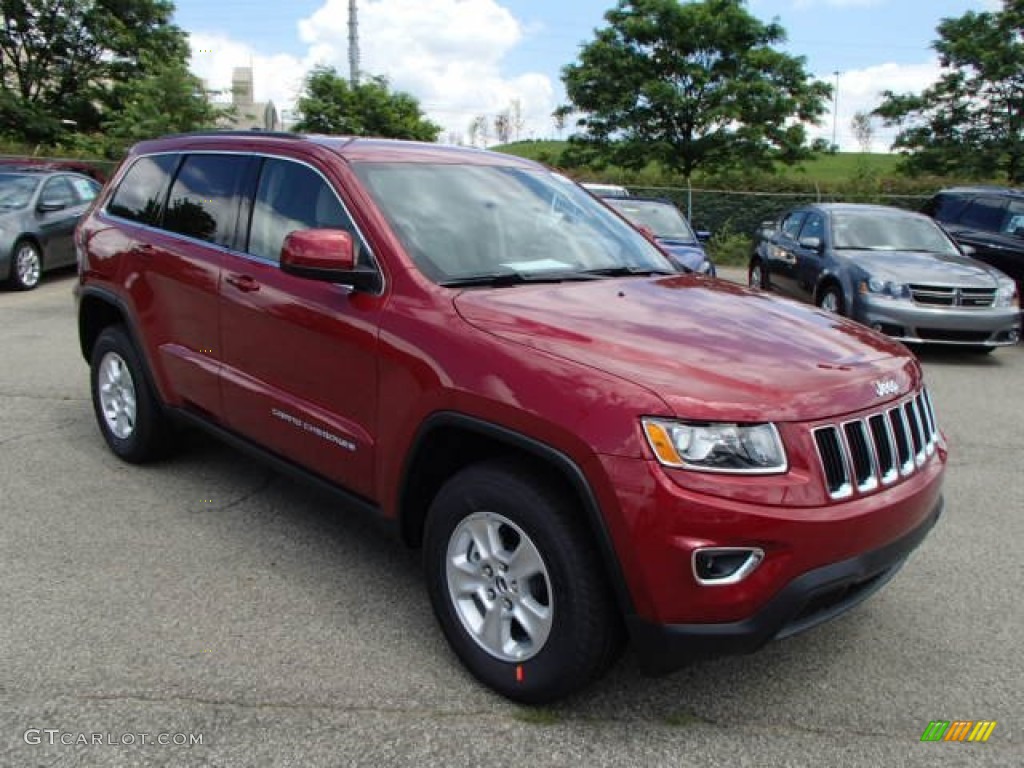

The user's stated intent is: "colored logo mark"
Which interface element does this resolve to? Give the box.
[920,720,997,743]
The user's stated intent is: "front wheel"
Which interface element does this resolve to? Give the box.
[423,459,621,703]
[817,284,845,315]
[9,240,42,290]
[748,260,768,290]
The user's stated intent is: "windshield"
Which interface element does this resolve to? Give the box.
[0,174,40,209]
[351,162,675,284]
[832,211,960,255]
[605,199,698,243]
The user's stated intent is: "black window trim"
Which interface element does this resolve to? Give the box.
[101,149,384,296]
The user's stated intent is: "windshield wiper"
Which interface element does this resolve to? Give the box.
[580,266,678,278]
[439,270,603,288]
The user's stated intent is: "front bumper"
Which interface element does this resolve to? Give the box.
[627,496,942,674]
[854,295,1021,347]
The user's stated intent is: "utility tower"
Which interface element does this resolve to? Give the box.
[348,0,360,88]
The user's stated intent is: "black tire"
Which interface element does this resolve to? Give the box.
[748,259,769,290]
[423,458,622,703]
[90,325,174,463]
[817,283,845,315]
[8,239,43,291]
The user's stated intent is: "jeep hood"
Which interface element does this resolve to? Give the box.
[454,275,920,423]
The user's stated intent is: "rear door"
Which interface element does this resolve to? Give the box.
[104,152,252,417]
[218,154,384,499]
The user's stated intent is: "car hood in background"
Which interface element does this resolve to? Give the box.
[455,276,919,423]
[841,249,1005,286]
[656,239,707,271]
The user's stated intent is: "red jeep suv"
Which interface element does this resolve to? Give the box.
[75,132,946,703]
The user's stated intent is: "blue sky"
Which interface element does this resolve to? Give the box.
[177,0,1001,150]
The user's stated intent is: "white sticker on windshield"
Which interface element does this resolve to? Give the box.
[500,259,574,272]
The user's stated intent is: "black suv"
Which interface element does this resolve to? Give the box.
[923,187,1024,294]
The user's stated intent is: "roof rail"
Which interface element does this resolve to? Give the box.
[157,129,306,140]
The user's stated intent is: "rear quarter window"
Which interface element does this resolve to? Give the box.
[108,155,179,226]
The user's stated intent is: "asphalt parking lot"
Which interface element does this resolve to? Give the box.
[1,271,1021,767]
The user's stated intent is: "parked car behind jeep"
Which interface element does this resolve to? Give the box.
[922,186,1024,297]
[1,169,101,290]
[76,134,946,703]
[750,203,1020,353]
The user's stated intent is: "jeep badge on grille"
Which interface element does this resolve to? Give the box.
[874,378,900,398]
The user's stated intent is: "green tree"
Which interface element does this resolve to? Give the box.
[0,0,213,146]
[294,66,440,141]
[874,0,1024,182]
[560,0,831,180]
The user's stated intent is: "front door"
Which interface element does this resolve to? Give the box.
[218,156,383,499]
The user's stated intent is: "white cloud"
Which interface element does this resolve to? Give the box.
[188,0,558,144]
[808,60,943,151]
[792,0,886,8]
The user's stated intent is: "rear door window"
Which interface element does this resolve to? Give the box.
[108,155,179,226]
[163,154,251,247]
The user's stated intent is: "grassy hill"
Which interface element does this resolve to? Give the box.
[492,140,900,183]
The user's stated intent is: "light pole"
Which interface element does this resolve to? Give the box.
[832,71,840,151]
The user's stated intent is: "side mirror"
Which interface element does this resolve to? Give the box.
[799,236,823,253]
[695,229,712,243]
[280,229,380,292]
[38,198,66,212]
[959,243,976,257]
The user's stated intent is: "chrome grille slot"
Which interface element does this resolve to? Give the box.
[915,392,935,454]
[814,389,939,499]
[814,427,851,499]
[842,421,878,492]
[868,414,898,484]
[904,400,926,465]
[889,407,913,474]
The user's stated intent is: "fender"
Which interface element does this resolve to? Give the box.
[400,411,635,615]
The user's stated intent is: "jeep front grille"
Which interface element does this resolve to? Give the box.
[813,389,938,500]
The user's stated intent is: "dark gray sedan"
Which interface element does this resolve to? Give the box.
[0,169,101,290]
[749,203,1021,352]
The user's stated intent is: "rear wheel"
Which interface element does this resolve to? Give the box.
[9,240,42,290]
[90,325,174,462]
[423,459,621,703]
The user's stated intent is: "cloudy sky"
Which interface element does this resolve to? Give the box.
[176,0,1002,151]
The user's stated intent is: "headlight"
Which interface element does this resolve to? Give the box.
[642,419,787,474]
[995,279,1018,308]
[860,278,910,299]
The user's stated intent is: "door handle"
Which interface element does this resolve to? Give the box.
[226,273,260,293]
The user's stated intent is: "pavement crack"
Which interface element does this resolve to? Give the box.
[0,390,89,403]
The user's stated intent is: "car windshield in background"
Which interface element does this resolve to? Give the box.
[832,211,960,255]
[0,174,40,209]
[352,163,675,284]
[605,199,698,243]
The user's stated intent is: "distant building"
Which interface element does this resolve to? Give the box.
[219,67,280,131]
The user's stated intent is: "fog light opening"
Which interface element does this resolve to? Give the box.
[692,547,765,586]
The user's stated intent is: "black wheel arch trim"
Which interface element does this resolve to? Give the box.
[399,410,636,615]
[76,284,165,409]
